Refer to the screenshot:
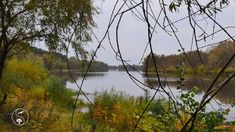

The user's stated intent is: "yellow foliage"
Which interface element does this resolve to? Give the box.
[2,58,48,89]
[0,87,61,131]
[92,105,105,122]
[1,87,30,112]
[92,100,137,131]
[30,87,46,99]
[0,58,80,131]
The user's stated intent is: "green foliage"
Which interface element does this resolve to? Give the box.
[42,52,67,71]
[174,58,229,131]
[179,89,201,113]
[0,0,97,80]
[1,58,48,90]
[197,65,207,74]
[145,100,178,132]
[148,99,165,116]
[178,87,230,131]
[43,76,75,109]
[203,111,225,131]
[176,65,185,89]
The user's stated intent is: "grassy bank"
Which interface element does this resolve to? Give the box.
[84,89,235,131]
[0,58,82,131]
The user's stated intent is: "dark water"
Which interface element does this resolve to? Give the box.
[54,70,235,121]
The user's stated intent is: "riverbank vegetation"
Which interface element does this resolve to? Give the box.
[87,89,235,131]
[0,57,235,131]
[0,0,235,131]
[0,57,82,131]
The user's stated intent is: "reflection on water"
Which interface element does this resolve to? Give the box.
[53,71,235,120]
[50,71,106,83]
[53,71,235,105]
[144,76,235,104]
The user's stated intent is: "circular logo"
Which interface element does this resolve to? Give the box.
[11,108,29,126]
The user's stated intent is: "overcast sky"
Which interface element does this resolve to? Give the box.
[35,1,235,65]
[84,0,235,66]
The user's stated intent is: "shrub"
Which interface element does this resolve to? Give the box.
[1,58,48,89]
[30,87,46,100]
[88,90,174,131]
[0,58,77,131]
[43,76,75,109]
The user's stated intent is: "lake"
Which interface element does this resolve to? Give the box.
[55,70,235,121]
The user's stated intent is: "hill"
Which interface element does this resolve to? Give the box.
[17,46,109,72]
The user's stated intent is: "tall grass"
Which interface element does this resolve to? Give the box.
[86,89,169,131]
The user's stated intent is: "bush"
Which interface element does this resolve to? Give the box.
[88,90,174,131]
[30,87,46,100]
[43,76,75,109]
[90,90,138,131]
[0,58,74,108]
[0,58,77,131]
[1,58,48,90]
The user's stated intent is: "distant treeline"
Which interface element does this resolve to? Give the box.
[109,64,143,71]
[143,40,235,74]
[19,47,109,72]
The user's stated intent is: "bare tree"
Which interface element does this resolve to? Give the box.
[71,0,235,131]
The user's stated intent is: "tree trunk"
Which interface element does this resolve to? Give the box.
[0,94,7,105]
[0,49,8,107]
[0,59,5,80]
[0,49,8,80]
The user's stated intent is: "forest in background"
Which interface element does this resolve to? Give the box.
[19,46,109,72]
[142,40,235,76]
[15,40,235,75]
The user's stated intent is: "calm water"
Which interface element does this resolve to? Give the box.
[55,70,235,121]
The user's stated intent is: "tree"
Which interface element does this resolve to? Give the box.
[68,56,80,70]
[208,40,235,68]
[0,0,96,80]
[142,53,158,72]
[185,51,208,67]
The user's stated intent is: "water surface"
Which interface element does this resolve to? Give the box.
[55,70,235,121]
